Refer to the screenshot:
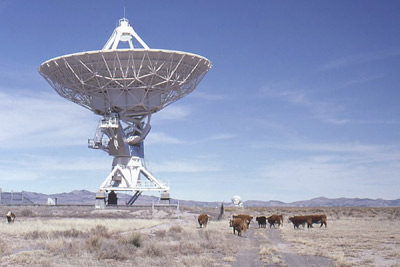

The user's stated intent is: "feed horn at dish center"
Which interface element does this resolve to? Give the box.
[39,18,212,207]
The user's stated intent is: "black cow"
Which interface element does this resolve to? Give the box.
[256,216,267,228]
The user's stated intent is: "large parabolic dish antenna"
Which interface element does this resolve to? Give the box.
[39,18,212,207]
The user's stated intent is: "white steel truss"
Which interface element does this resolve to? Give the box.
[103,18,149,50]
[40,49,211,123]
[39,18,211,205]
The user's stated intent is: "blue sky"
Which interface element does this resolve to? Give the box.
[0,0,399,202]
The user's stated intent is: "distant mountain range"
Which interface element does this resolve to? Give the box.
[1,190,399,207]
[245,197,400,207]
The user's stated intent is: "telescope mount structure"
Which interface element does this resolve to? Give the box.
[39,18,212,207]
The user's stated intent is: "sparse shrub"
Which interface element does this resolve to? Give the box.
[90,224,110,238]
[199,229,211,240]
[119,232,143,248]
[394,209,400,219]
[20,208,35,217]
[52,228,84,238]
[45,238,82,255]
[86,234,103,252]
[0,239,10,255]
[271,255,284,265]
[45,239,65,253]
[24,230,49,239]
[344,210,354,217]
[223,256,236,262]
[97,239,129,260]
[259,246,272,256]
[168,225,183,234]
[178,240,202,255]
[153,230,166,238]
[179,255,216,266]
[142,242,165,257]
[167,225,184,240]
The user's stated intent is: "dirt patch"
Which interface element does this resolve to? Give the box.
[231,225,334,267]
[232,229,262,267]
[268,228,334,267]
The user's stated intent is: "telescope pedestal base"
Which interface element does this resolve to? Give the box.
[96,156,169,207]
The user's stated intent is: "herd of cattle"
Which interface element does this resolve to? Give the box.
[198,213,327,236]
[5,210,326,237]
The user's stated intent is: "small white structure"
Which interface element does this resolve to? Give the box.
[47,198,56,205]
[39,18,211,206]
[231,195,243,207]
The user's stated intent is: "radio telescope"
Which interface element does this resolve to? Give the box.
[231,196,243,207]
[39,18,212,206]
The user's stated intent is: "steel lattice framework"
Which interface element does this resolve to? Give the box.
[39,49,211,123]
[39,18,211,207]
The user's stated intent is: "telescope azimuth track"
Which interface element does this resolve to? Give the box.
[39,18,211,207]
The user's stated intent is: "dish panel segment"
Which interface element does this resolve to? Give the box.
[39,49,212,118]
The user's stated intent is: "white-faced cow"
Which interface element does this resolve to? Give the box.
[6,211,16,223]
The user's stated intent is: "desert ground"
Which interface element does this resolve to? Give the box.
[0,205,399,266]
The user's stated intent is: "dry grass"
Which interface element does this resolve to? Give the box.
[1,205,399,266]
[224,206,400,266]
[277,207,400,266]
[0,218,161,244]
[0,206,240,266]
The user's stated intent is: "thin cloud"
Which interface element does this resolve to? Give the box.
[0,155,110,181]
[248,139,400,201]
[152,159,221,173]
[0,168,41,181]
[0,91,97,149]
[147,132,234,145]
[190,133,235,144]
[191,91,225,101]
[254,140,400,161]
[207,133,235,140]
[152,105,192,122]
[262,87,348,125]
[320,47,400,71]
[256,154,400,201]
[341,74,385,88]
[146,132,184,145]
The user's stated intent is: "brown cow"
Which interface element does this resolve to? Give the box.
[198,214,210,228]
[267,214,284,228]
[288,216,312,229]
[256,216,267,228]
[308,214,327,228]
[6,211,15,223]
[229,218,247,236]
[233,214,253,228]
